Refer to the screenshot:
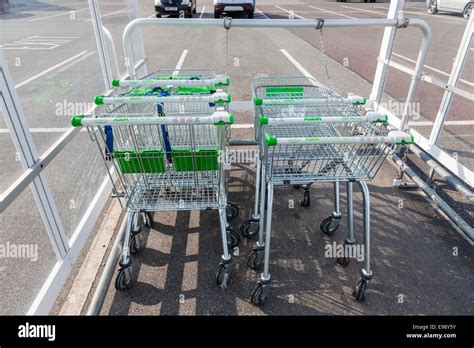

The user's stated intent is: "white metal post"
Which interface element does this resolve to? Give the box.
[89,0,113,89]
[370,0,405,105]
[126,0,148,79]
[0,51,69,260]
[428,15,473,146]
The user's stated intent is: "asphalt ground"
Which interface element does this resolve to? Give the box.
[0,0,472,314]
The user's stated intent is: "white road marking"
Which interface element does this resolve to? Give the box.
[307,5,356,19]
[57,51,97,73]
[280,49,318,83]
[148,13,156,18]
[257,8,270,19]
[392,52,474,87]
[173,50,188,75]
[28,7,88,22]
[0,35,80,50]
[199,6,206,19]
[14,50,93,89]
[231,124,253,129]
[275,5,306,19]
[341,5,386,16]
[85,8,131,21]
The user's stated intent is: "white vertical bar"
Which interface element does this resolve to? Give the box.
[126,0,148,79]
[0,51,69,259]
[370,0,405,104]
[89,0,113,89]
[428,15,473,145]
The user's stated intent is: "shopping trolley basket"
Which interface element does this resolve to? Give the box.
[241,76,367,238]
[71,110,237,290]
[248,112,413,305]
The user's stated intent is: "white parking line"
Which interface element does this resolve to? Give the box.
[307,5,356,19]
[14,50,93,89]
[257,8,270,19]
[199,6,206,19]
[86,8,131,21]
[0,128,87,133]
[173,50,188,75]
[28,7,88,22]
[275,5,306,19]
[280,49,318,83]
[392,52,474,87]
[341,5,386,16]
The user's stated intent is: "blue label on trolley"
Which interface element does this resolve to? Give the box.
[105,126,114,158]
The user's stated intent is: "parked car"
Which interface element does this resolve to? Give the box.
[155,0,197,18]
[213,0,255,18]
[427,0,473,18]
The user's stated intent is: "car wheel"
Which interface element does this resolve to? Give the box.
[427,0,438,14]
[156,13,161,18]
[214,11,220,18]
[248,11,254,19]
[463,3,473,18]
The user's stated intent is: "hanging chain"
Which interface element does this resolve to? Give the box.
[224,17,231,77]
[317,19,344,96]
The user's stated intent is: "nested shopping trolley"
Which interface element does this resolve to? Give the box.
[240,76,367,239]
[71,71,239,291]
[243,77,413,305]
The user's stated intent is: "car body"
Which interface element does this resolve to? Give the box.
[155,0,197,18]
[213,0,255,18]
[427,0,473,18]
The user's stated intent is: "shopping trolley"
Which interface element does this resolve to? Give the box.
[71,68,239,290]
[243,77,413,305]
[104,69,240,221]
[240,76,366,239]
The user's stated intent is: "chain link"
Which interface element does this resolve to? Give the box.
[318,26,344,96]
[224,17,231,77]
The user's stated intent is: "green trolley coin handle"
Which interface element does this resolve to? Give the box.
[265,130,414,146]
[71,111,234,127]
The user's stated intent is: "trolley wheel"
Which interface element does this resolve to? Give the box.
[216,263,230,289]
[320,216,340,235]
[240,219,259,238]
[227,227,241,248]
[115,269,130,291]
[250,282,268,306]
[336,256,350,267]
[247,249,264,270]
[353,279,369,302]
[226,202,239,220]
[144,212,154,227]
[129,234,141,255]
[301,190,310,207]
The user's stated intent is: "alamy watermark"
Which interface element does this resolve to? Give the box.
[218,149,258,165]
[0,242,38,262]
[324,241,364,261]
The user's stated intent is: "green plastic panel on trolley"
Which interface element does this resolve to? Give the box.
[172,148,219,172]
[114,150,166,174]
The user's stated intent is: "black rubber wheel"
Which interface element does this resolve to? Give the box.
[227,228,241,248]
[353,279,368,302]
[463,4,472,18]
[129,234,141,255]
[188,12,193,18]
[247,249,263,270]
[216,264,230,289]
[301,190,310,207]
[240,219,259,238]
[248,12,254,19]
[144,212,153,227]
[427,0,438,14]
[214,12,220,18]
[155,13,161,18]
[320,216,340,236]
[336,256,350,267]
[226,202,239,220]
[115,270,129,291]
[250,282,268,306]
